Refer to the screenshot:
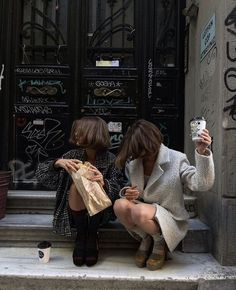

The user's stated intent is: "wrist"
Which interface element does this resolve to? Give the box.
[197,148,207,155]
[53,159,60,169]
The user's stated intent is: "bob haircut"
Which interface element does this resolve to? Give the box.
[116,119,163,168]
[69,116,111,150]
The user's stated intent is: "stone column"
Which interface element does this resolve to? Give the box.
[185,0,236,265]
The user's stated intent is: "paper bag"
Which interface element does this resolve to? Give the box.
[71,162,112,216]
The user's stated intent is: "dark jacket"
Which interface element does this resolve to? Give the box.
[36,148,123,236]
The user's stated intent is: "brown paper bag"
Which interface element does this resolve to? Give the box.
[71,162,112,216]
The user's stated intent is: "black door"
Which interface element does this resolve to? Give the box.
[0,0,185,189]
[78,0,185,152]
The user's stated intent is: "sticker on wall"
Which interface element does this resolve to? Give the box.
[96,60,120,67]
[108,122,122,133]
[33,119,44,126]
[200,14,216,62]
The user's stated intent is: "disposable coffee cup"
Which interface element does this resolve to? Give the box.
[190,117,206,141]
[37,241,52,263]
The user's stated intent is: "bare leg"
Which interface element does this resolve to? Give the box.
[68,183,86,211]
[113,198,137,229]
[114,199,160,234]
[131,203,160,235]
[114,199,161,268]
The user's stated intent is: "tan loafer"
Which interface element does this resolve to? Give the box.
[146,235,167,270]
[135,249,150,268]
[146,250,166,270]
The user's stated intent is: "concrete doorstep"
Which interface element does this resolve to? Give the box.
[0,247,236,290]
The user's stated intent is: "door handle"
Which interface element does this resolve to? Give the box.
[0,64,5,91]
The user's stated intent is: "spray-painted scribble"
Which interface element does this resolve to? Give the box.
[94,87,124,97]
[110,133,123,149]
[11,118,66,181]
[200,46,217,90]
[21,118,65,159]
[14,105,53,114]
[224,6,236,128]
[21,96,57,104]
[223,94,236,122]
[18,79,66,95]
[225,6,236,36]
[224,67,236,92]
[8,160,36,181]
[83,107,111,115]
[93,80,122,88]
[86,95,132,106]
[226,41,236,62]
[15,67,63,75]
[0,64,4,91]
[147,59,153,99]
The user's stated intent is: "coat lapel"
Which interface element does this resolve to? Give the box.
[128,158,144,192]
[145,144,170,190]
[127,144,170,192]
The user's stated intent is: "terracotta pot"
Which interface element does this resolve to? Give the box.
[0,171,11,220]
[0,171,12,177]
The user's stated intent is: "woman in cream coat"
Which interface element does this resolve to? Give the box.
[114,119,214,271]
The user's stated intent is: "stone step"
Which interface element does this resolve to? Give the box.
[0,214,210,252]
[0,247,235,290]
[6,190,56,214]
[6,190,198,217]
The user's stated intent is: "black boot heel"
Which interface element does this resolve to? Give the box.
[85,212,102,266]
[73,237,86,266]
[85,232,99,266]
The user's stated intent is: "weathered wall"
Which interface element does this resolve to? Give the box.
[220,0,236,265]
[185,0,236,265]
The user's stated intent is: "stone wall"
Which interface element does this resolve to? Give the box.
[185,0,236,265]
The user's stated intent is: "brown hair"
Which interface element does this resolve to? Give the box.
[116,119,163,168]
[69,116,111,150]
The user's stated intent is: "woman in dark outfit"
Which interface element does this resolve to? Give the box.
[36,116,123,266]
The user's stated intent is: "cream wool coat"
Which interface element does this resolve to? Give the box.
[123,144,215,252]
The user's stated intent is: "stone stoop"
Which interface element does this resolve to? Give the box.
[1,190,235,290]
[6,190,56,214]
[0,248,236,290]
[0,213,209,252]
[0,190,208,252]
[6,190,198,217]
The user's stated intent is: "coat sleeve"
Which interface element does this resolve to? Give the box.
[35,150,77,190]
[118,162,131,196]
[35,159,61,190]
[103,162,124,203]
[179,148,215,191]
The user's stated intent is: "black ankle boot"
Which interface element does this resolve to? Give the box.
[71,209,88,266]
[85,212,103,267]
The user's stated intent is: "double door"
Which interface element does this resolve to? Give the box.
[0,0,185,189]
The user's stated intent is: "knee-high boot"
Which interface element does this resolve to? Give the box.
[85,211,103,266]
[71,209,88,266]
